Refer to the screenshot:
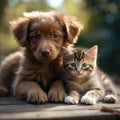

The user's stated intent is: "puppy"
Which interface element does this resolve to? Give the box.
[0,11,83,103]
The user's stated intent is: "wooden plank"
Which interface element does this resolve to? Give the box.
[0,96,120,120]
[0,103,120,113]
[0,96,26,105]
[0,104,120,120]
[0,109,120,120]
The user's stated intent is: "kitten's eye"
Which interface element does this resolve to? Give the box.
[52,33,59,40]
[82,63,88,68]
[70,63,77,68]
[33,35,40,41]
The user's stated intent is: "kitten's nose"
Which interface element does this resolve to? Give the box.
[76,69,81,74]
[40,49,50,58]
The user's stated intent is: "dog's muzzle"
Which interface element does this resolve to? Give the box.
[40,49,50,58]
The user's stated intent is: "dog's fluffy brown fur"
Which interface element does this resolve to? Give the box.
[0,11,83,103]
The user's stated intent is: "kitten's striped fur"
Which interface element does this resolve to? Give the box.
[63,45,117,105]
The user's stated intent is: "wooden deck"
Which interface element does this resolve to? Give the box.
[0,96,120,120]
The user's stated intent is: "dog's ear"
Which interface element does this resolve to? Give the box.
[10,17,29,47]
[63,16,83,46]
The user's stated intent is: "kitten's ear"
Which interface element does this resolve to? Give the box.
[87,45,98,57]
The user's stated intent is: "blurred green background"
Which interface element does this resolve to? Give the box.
[0,0,120,75]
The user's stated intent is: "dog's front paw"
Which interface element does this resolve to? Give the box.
[48,90,67,102]
[81,95,97,105]
[64,96,79,104]
[0,86,8,97]
[104,95,117,103]
[27,89,48,104]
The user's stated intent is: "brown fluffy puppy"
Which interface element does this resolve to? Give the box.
[0,11,83,103]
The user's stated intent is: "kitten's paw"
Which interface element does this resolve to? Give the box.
[64,96,79,104]
[81,95,97,105]
[104,95,117,103]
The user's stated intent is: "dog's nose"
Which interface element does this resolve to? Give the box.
[40,49,50,58]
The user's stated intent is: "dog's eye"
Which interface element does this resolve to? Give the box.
[33,35,40,41]
[52,33,59,40]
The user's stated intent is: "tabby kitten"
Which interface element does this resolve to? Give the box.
[62,45,117,105]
